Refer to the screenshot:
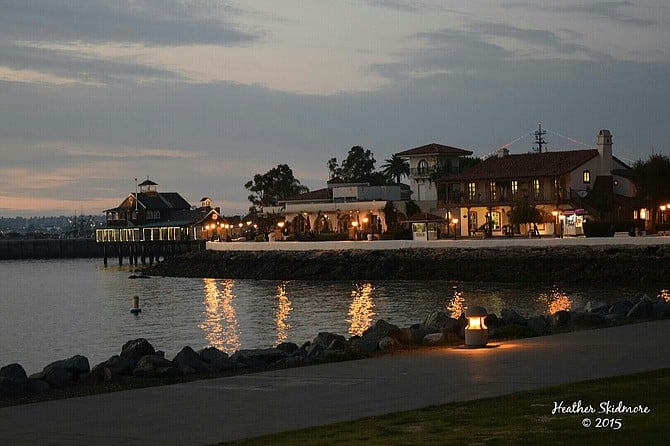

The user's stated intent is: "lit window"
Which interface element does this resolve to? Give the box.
[511,180,518,197]
[490,211,501,230]
[490,182,497,201]
[583,170,591,184]
[533,179,540,199]
[468,182,476,200]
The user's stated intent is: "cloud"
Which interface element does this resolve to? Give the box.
[502,1,658,26]
[0,0,256,46]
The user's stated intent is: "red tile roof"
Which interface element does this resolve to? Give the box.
[457,149,599,180]
[397,143,473,157]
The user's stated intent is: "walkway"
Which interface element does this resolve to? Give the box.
[1,319,669,445]
[206,235,670,251]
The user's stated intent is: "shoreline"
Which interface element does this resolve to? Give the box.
[148,243,670,284]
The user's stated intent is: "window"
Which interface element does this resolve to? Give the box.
[490,211,501,230]
[511,180,518,197]
[468,182,476,201]
[583,170,591,184]
[533,179,540,199]
[469,211,478,233]
[489,182,497,201]
[417,159,429,175]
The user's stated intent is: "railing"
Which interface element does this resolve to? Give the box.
[438,189,571,207]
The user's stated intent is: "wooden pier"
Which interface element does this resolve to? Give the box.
[100,240,205,266]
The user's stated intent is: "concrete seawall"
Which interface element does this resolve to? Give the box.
[149,237,670,285]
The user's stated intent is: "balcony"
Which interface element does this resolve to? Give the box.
[438,189,572,208]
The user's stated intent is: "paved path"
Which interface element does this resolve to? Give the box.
[1,320,669,445]
[206,235,670,251]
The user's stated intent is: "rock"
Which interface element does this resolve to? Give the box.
[379,336,402,352]
[0,376,28,399]
[0,363,28,384]
[275,342,299,355]
[120,338,156,368]
[549,310,571,328]
[133,355,180,377]
[484,313,499,327]
[608,301,634,317]
[652,301,670,318]
[501,308,526,325]
[422,333,444,346]
[626,301,652,319]
[27,377,51,393]
[584,300,609,313]
[173,346,214,374]
[91,355,135,380]
[327,338,347,351]
[198,347,236,371]
[313,332,346,349]
[575,312,608,326]
[230,348,288,366]
[43,355,90,382]
[422,311,451,331]
[31,367,72,389]
[527,316,547,334]
[440,318,462,336]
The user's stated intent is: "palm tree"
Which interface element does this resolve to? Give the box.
[381,154,409,184]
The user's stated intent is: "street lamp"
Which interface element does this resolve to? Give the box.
[464,306,489,348]
[451,218,459,239]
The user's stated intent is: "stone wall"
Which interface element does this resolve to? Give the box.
[147,245,670,285]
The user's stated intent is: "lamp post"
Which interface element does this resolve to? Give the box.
[552,210,559,236]
[351,220,359,240]
[451,218,459,239]
[464,306,488,348]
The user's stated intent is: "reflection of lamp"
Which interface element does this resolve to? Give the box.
[464,306,488,347]
[451,217,459,239]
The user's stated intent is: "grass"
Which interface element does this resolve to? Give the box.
[220,368,670,446]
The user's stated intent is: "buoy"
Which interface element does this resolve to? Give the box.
[131,295,142,314]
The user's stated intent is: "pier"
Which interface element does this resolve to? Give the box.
[0,238,204,265]
[99,239,205,266]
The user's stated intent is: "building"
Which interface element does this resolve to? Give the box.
[263,182,410,239]
[436,130,640,237]
[96,178,227,243]
[395,142,474,213]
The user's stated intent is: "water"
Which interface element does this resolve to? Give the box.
[0,259,666,374]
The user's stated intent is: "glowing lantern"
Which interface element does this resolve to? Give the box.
[464,306,488,347]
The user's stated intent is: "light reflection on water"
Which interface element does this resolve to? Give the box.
[200,279,240,352]
[1,259,667,373]
[275,282,293,345]
[347,282,375,336]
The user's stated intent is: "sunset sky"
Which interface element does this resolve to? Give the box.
[1,1,668,216]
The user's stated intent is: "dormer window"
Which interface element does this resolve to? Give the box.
[583,170,591,184]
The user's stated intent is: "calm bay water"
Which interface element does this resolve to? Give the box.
[0,258,666,374]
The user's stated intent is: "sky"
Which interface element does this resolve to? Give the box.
[1,0,668,217]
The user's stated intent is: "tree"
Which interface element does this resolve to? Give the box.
[509,199,542,234]
[381,154,410,184]
[630,154,670,225]
[404,200,422,218]
[245,164,309,210]
[328,146,377,183]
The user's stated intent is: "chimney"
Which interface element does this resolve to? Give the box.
[497,148,509,158]
[597,130,613,175]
